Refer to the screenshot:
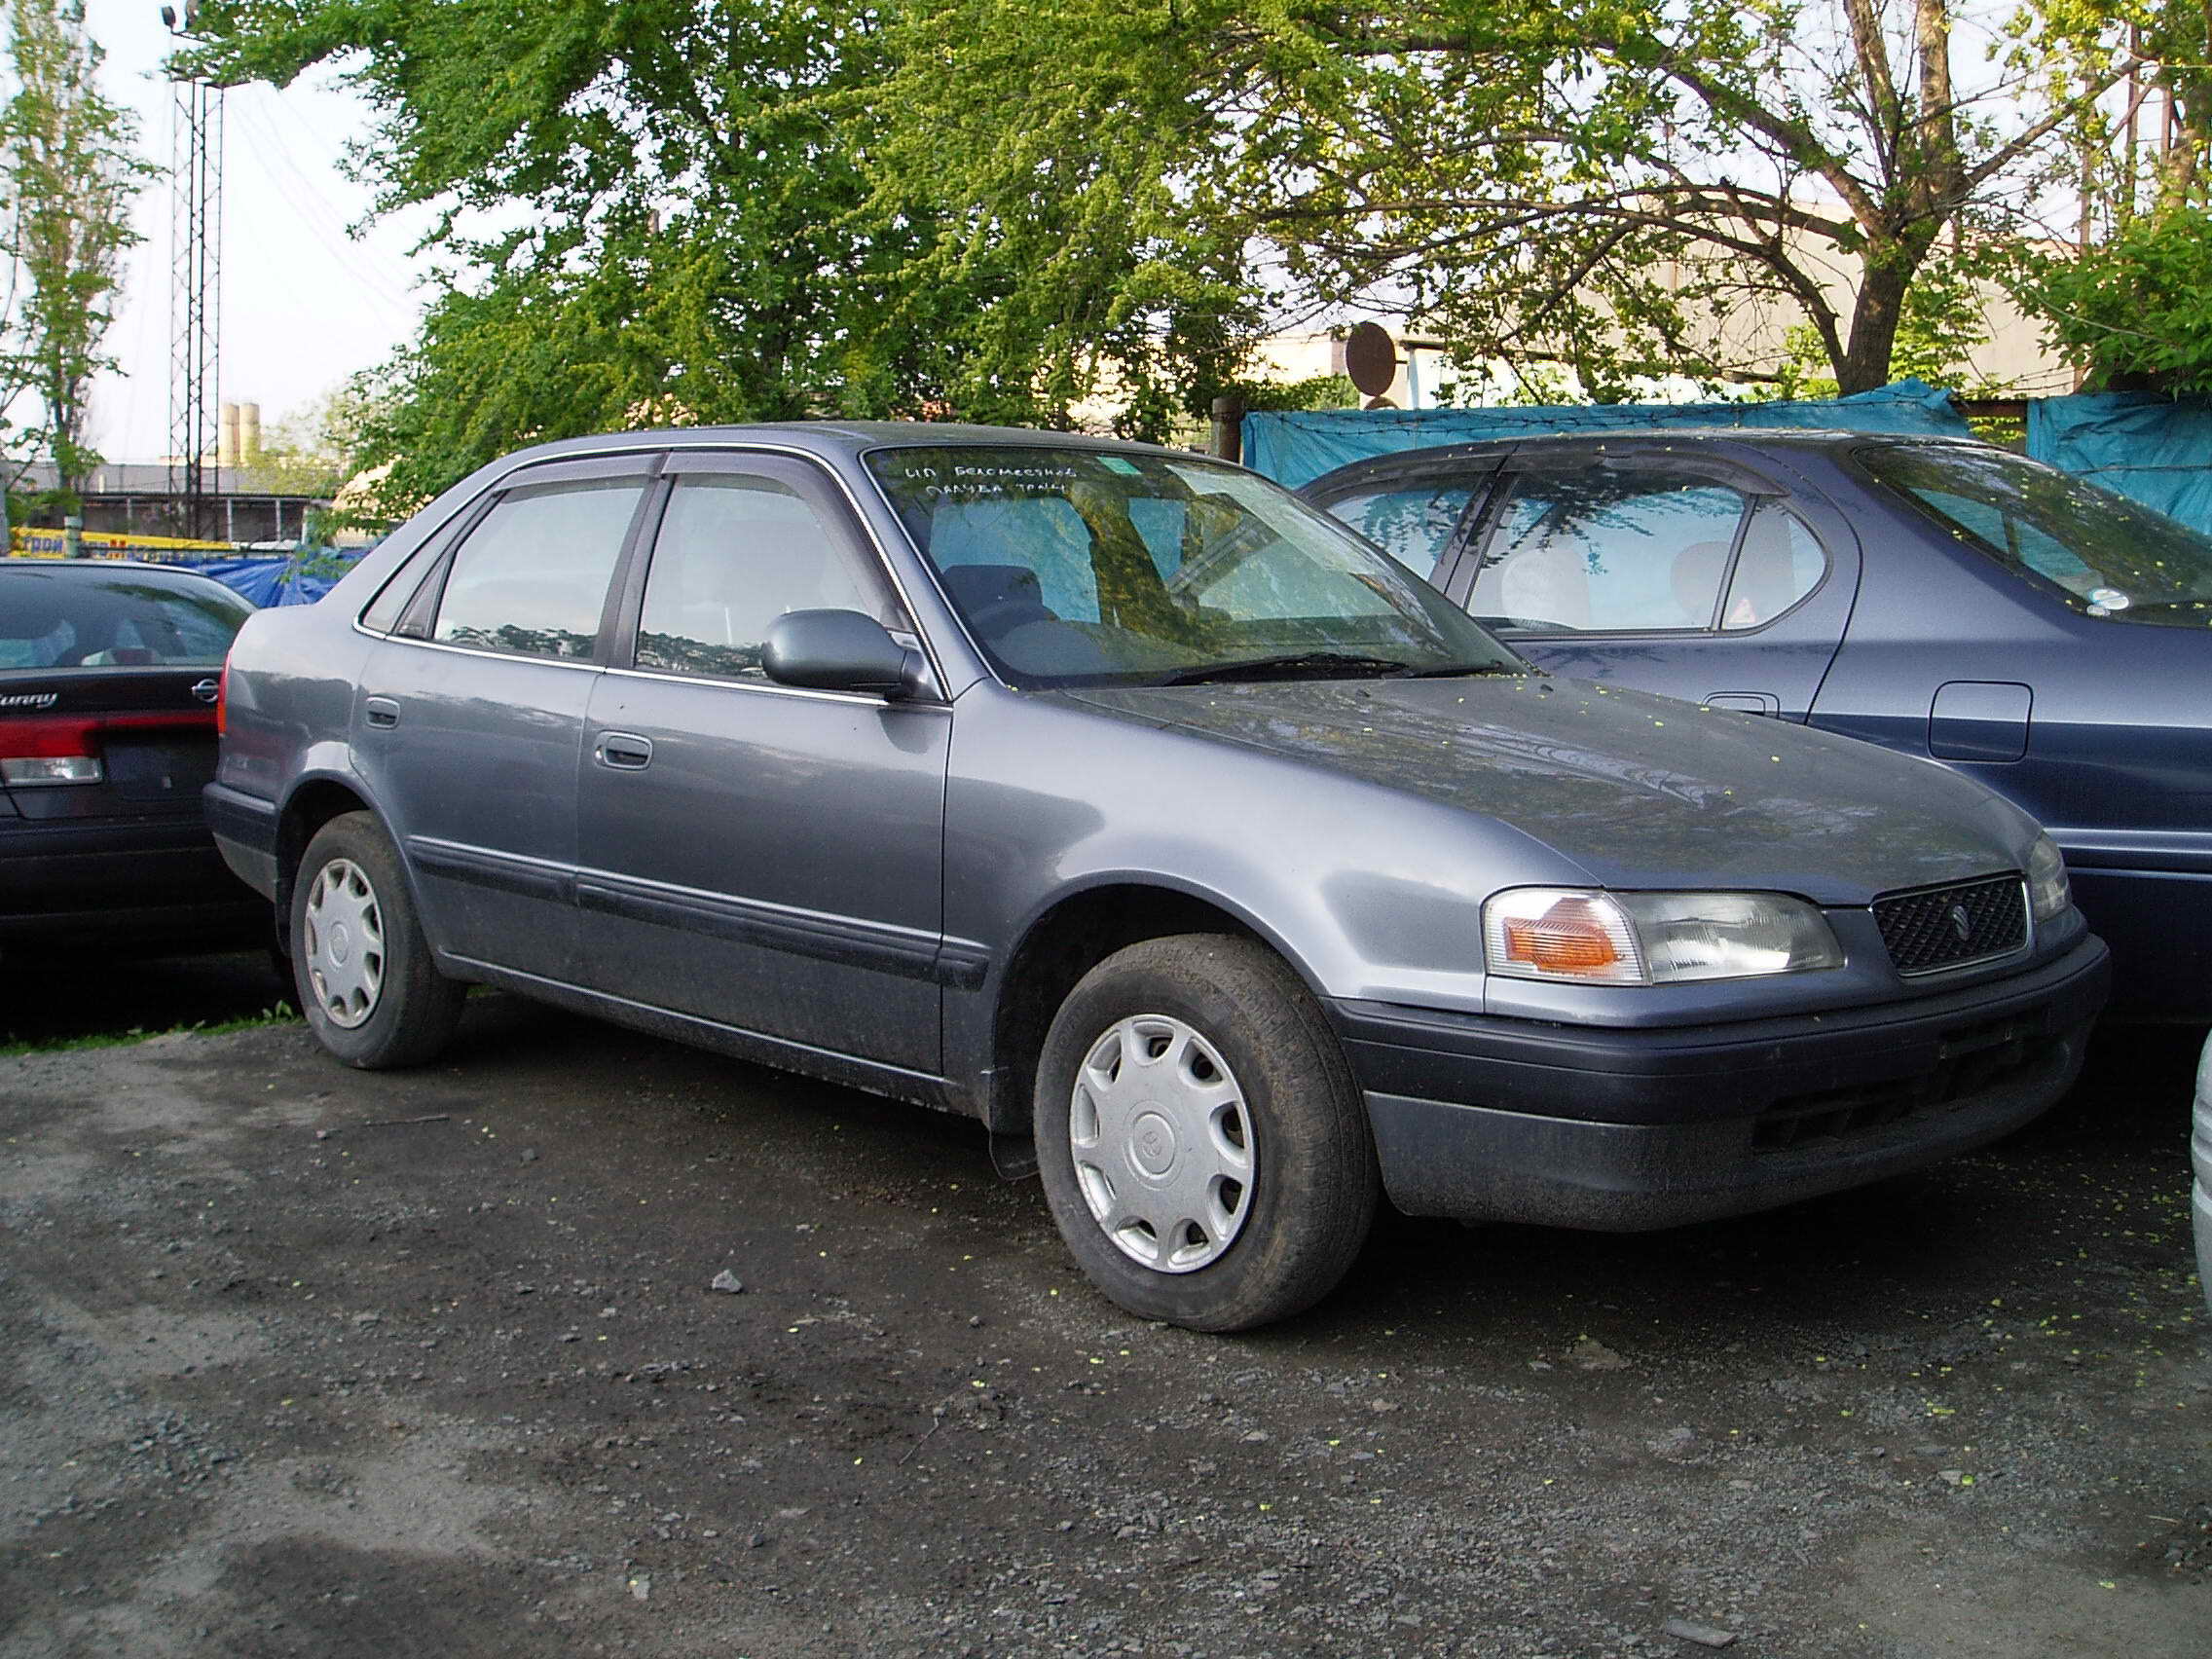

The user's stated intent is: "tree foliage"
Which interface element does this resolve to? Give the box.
[2,0,145,500]
[187,1,2203,507]
[193,0,1109,511]
[875,0,2150,400]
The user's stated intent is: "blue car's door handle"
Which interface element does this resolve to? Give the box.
[1705,692,1780,716]
[595,731,654,770]
[363,696,400,728]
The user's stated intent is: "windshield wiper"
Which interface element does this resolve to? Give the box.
[1157,651,1421,685]
[1400,661,1536,679]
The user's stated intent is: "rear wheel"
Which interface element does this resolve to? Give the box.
[1034,935,1378,1332]
[291,811,463,1068]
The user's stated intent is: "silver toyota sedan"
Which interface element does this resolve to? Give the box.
[209,424,2110,1330]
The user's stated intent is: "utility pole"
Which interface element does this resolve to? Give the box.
[162,4,221,542]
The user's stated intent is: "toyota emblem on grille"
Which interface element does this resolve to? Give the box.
[191,678,220,704]
[1947,903,1973,942]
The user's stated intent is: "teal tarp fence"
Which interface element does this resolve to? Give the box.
[2026,392,2212,534]
[1241,378,1975,489]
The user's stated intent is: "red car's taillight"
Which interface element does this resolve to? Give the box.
[216,653,231,738]
[0,716,104,786]
[0,710,217,787]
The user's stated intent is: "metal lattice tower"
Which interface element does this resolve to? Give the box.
[168,74,221,539]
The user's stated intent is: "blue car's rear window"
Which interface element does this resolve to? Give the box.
[1861,444,2212,625]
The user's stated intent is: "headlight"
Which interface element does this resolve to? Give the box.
[2026,833,2071,922]
[1483,888,1845,985]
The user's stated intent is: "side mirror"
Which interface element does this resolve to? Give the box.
[762,608,923,697]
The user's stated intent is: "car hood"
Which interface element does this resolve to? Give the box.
[1056,676,2030,903]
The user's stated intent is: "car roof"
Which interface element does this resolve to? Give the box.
[1300,426,1985,488]
[473,421,1210,473]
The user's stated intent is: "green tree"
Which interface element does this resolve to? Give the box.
[2,0,145,509]
[873,0,2136,400]
[188,0,1037,513]
[1996,6,2212,390]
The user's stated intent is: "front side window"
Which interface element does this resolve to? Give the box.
[636,474,897,680]
[1860,442,2212,625]
[1471,472,1752,634]
[1320,479,1480,576]
[0,570,252,668]
[866,446,1521,687]
[432,478,645,660]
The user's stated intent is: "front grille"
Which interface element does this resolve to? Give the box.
[1873,873,2028,976]
[1752,1017,2062,1154]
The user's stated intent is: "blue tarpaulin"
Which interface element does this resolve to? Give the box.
[2026,392,2212,535]
[1241,379,1975,489]
[187,551,361,608]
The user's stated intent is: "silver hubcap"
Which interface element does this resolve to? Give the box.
[1069,1014,1257,1273]
[304,857,386,1029]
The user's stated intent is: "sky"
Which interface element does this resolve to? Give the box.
[74,1,430,462]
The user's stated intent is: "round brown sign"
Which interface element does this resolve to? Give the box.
[1343,322,1399,397]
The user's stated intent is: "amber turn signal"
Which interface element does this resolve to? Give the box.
[1501,897,1624,975]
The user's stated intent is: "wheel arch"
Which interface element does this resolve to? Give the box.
[273,771,382,948]
[979,875,1331,1135]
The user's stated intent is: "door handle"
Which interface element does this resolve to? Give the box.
[363,696,400,728]
[595,731,653,769]
[1705,692,1780,717]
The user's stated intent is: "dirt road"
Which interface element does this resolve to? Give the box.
[2,994,2205,1656]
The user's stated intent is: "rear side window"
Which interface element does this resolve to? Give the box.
[1472,474,1751,633]
[0,569,251,667]
[636,474,896,680]
[432,479,645,660]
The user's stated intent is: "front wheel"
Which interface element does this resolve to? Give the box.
[291,811,464,1069]
[1034,935,1379,1332]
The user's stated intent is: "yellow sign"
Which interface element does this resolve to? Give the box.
[8,528,236,558]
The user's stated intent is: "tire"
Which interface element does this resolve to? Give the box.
[290,811,465,1069]
[1033,934,1379,1332]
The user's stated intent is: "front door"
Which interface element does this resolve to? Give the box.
[574,451,949,1075]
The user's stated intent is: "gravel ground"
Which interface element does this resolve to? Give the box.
[1,988,2204,1657]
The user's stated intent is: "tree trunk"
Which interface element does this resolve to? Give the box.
[1835,255,1910,393]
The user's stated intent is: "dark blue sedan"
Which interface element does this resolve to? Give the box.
[1302,431,2212,1018]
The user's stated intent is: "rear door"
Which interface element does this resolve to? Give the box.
[1446,451,1858,719]
[350,454,660,982]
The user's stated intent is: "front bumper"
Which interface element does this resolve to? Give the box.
[2193,1033,2212,1318]
[1331,935,2111,1231]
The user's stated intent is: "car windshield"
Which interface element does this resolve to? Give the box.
[866,445,1525,686]
[1860,443,2212,625]
[0,566,253,668]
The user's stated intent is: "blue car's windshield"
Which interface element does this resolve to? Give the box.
[866,445,1526,687]
[1861,443,2212,625]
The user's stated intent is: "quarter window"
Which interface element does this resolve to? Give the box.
[432,479,644,659]
[1472,474,1751,633]
[1722,501,1825,630]
[636,475,896,680]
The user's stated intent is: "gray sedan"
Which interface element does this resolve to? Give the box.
[208,425,2110,1330]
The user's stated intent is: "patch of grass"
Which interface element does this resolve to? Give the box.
[0,1002,302,1058]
